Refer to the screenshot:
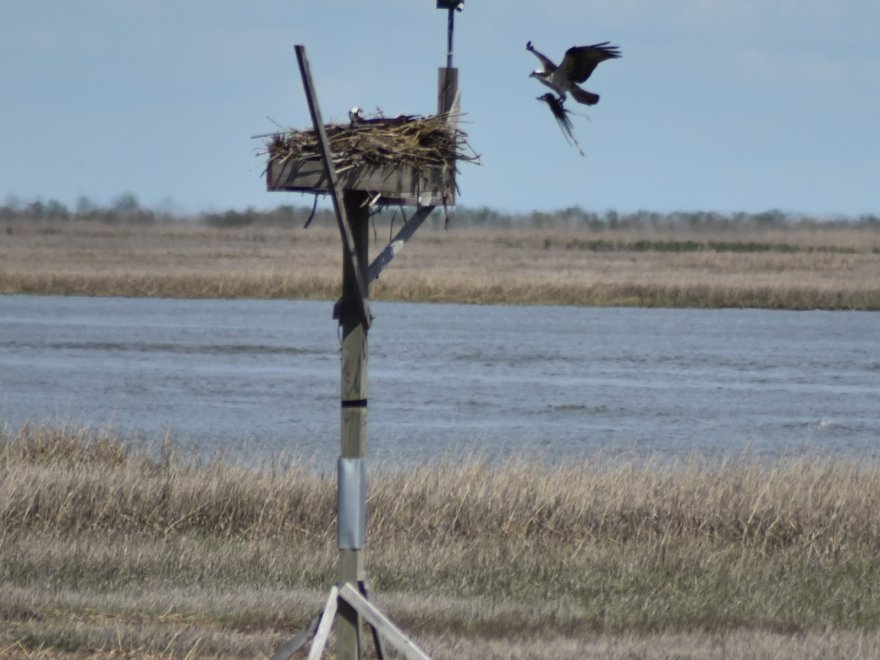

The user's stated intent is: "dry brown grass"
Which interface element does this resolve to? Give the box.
[2,219,879,308]
[2,424,880,657]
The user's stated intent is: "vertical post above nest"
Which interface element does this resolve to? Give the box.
[437,0,463,116]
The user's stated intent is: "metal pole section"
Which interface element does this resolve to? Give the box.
[446,8,454,69]
[337,190,370,660]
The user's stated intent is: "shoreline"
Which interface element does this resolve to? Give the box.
[5,274,880,311]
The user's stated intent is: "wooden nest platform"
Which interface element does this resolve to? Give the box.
[264,112,477,207]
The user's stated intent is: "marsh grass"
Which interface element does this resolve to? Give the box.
[2,220,879,309]
[3,425,880,657]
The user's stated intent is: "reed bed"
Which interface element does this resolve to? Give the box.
[2,424,880,657]
[3,220,880,309]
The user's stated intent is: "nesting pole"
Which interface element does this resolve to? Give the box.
[335,189,370,658]
[267,6,464,657]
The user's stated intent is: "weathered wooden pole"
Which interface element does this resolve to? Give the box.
[271,34,456,660]
[336,190,370,659]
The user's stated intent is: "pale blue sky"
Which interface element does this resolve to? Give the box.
[2,1,878,216]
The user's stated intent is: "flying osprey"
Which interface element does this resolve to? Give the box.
[527,40,621,106]
[536,93,583,156]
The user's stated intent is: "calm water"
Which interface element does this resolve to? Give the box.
[1,295,878,464]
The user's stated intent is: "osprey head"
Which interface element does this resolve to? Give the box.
[530,69,546,79]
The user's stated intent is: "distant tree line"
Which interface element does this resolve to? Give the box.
[1,193,167,225]
[2,194,879,231]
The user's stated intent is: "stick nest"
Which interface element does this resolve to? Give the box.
[264,112,479,174]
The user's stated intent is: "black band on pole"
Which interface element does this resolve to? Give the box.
[341,399,368,409]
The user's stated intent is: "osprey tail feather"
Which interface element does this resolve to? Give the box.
[570,85,600,106]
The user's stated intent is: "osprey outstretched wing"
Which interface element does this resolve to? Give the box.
[527,41,620,106]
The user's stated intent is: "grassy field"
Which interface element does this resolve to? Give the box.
[2,218,880,308]
[2,425,880,657]
[3,215,880,656]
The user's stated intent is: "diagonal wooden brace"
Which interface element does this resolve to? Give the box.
[368,205,436,282]
[295,45,371,329]
[338,583,431,660]
[331,204,436,320]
